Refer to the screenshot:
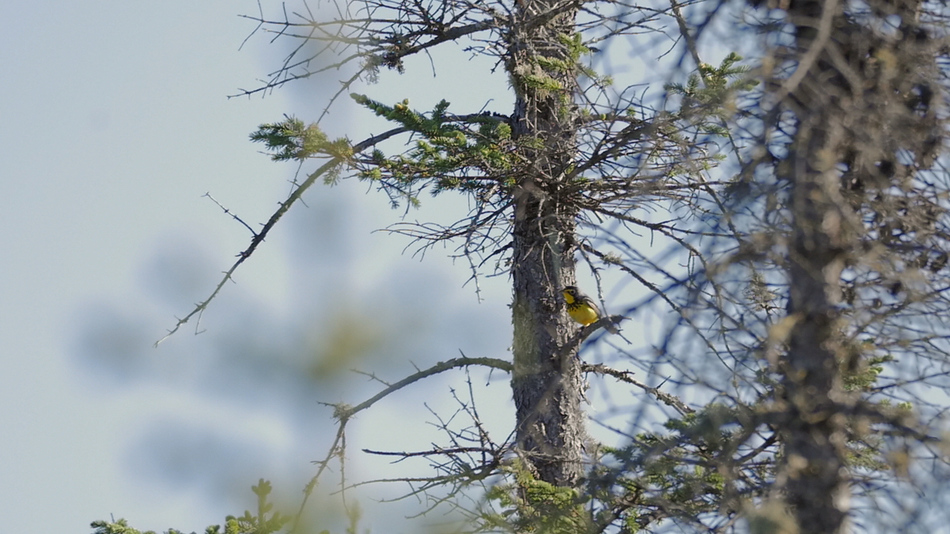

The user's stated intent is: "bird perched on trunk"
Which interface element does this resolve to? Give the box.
[562,285,620,334]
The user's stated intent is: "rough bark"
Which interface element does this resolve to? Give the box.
[507,0,585,486]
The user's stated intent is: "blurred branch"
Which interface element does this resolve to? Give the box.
[582,362,694,415]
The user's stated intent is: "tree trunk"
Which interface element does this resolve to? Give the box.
[780,123,852,532]
[507,0,584,487]
[778,0,853,530]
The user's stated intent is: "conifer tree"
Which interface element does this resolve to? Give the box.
[131,0,950,532]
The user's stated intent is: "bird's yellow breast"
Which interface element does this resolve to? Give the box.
[567,303,600,326]
[564,289,600,326]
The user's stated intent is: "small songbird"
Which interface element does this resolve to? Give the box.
[562,285,619,333]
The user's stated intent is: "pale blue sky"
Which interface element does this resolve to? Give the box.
[0,2,521,532]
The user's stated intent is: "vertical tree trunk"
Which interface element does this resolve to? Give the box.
[771,0,944,523]
[780,125,852,532]
[507,0,584,487]
[777,0,853,529]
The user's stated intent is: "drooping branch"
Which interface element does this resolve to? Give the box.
[338,355,512,419]
[156,126,410,346]
[581,362,694,415]
[292,354,512,528]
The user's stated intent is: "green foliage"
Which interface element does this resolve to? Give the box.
[843,350,891,392]
[521,71,565,94]
[211,479,292,534]
[348,93,517,206]
[90,518,158,534]
[510,31,609,107]
[485,462,594,534]
[559,32,609,87]
[250,117,353,163]
[479,407,745,533]
[665,52,758,125]
[89,518,202,534]
[631,412,727,508]
[92,480,301,534]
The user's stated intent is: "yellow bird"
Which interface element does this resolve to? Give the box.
[562,286,619,333]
